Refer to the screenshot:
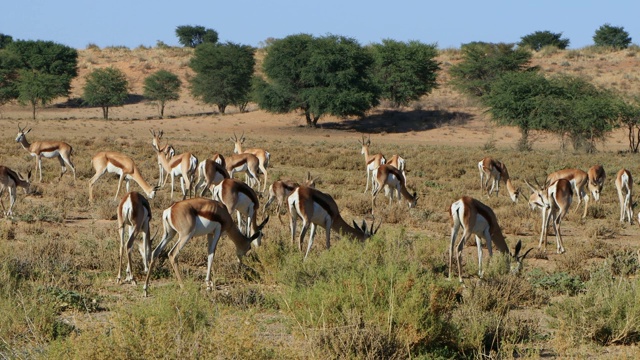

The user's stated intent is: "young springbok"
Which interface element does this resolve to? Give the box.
[371,164,417,212]
[360,135,386,193]
[525,178,573,254]
[615,168,633,224]
[263,172,317,224]
[231,132,270,192]
[477,157,519,202]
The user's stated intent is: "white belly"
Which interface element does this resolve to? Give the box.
[471,214,490,236]
[38,150,60,159]
[307,203,331,225]
[234,192,255,217]
[106,163,124,176]
[193,215,222,237]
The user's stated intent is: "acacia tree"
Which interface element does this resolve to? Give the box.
[143,70,181,118]
[175,25,218,48]
[83,67,129,120]
[17,70,65,119]
[449,42,533,97]
[189,42,255,114]
[616,98,640,152]
[0,49,20,106]
[369,39,439,108]
[593,24,632,49]
[519,31,570,51]
[254,34,379,127]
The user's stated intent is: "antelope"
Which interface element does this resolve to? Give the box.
[288,186,379,260]
[153,142,198,200]
[212,179,264,243]
[0,166,31,217]
[116,191,154,285]
[224,153,262,191]
[587,165,606,202]
[195,157,230,197]
[546,169,588,218]
[263,172,317,224]
[149,129,175,187]
[477,157,519,202]
[89,151,159,202]
[371,164,418,211]
[448,196,531,282]
[615,168,633,224]
[231,132,270,192]
[360,135,386,193]
[15,124,76,182]
[142,198,269,296]
[525,178,573,254]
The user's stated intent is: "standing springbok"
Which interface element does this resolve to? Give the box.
[0,166,31,217]
[89,151,159,202]
[153,143,198,200]
[149,129,176,187]
[448,196,531,282]
[360,135,386,193]
[263,172,317,224]
[224,153,262,191]
[546,169,588,218]
[212,178,265,245]
[116,191,154,285]
[477,157,519,202]
[142,198,269,296]
[15,124,76,182]
[525,178,573,254]
[615,168,633,224]
[371,164,417,212]
[231,132,270,192]
[587,165,606,202]
[288,186,379,260]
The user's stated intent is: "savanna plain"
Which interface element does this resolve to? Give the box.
[2,46,640,359]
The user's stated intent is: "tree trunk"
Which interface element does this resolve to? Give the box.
[31,101,36,120]
[304,112,320,128]
[160,102,165,118]
[218,104,226,114]
[102,106,109,120]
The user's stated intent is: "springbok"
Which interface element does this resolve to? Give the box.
[15,124,76,182]
[288,186,379,260]
[546,169,588,218]
[116,191,154,285]
[371,164,418,212]
[360,135,386,193]
[195,157,230,197]
[263,172,317,224]
[477,157,519,202]
[448,196,531,282]
[0,166,31,217]
[89,151,158,202]
[525,178,573,254]
[153,143,198,200]
[142,198,269,296]
[587,165,606,202]
[615,168,633,224]
[231,132,270,192]
[212,178,265,244]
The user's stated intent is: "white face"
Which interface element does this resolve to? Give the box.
[15,132,24,143]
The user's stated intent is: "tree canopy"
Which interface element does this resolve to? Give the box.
[175,25,219,48]
[189,42,255,114]
[449,42,533,97]
[143,70,181,118]
[254,34,379,127]
[83,67,129,120]
[369,39,440,108]
[593,24,632,49]
[519,31,570,51]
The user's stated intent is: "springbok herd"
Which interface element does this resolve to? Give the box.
[2,126,632,296]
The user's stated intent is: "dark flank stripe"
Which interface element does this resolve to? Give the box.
[311,191,334,216]
[228,157,247,169]
[236,181,259,205]
[39,145,61,153]
[282,182,299,192]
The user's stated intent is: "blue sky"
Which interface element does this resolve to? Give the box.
[2,1,639,49]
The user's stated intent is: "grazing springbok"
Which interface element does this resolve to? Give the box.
[525,178,573,254]
[288,186,379,260]
[0,166,31,217]
[360,135,386,193]
[142,198,269,296]
[195,156,230,197]
[212,178,265,244]
[546,169,588,218]
[587,165,606,202]
[448,196,531,282]
[615,168,633,224]
[231,132,270,192]
[116,191,154,285]
[477,157,519,202]
[371,164,418,212]
[224,153,262,191]
[15,124,76,182]
[263,172,317,224]
[89,151,158,202]
[153,143,198,200]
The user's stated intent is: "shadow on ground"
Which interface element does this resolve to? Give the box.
[321,109,473,134]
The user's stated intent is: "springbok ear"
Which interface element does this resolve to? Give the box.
[353,220,360,231]
[521,248,534,261]
[149,129,155,136]
[26,128,32,134]
[514,240,523,257]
